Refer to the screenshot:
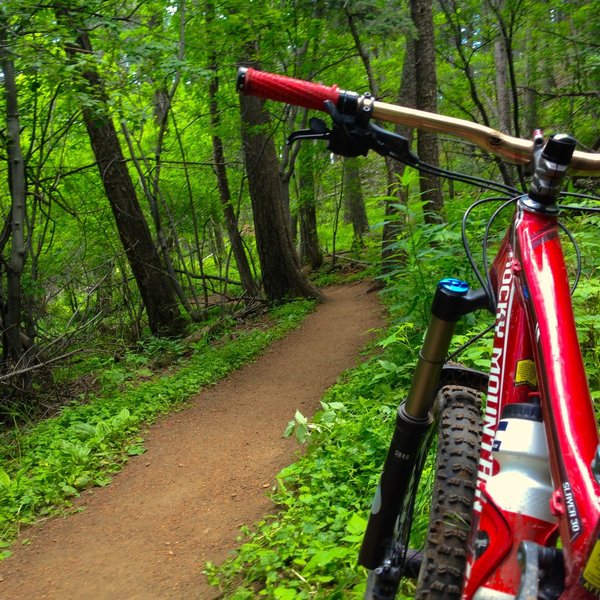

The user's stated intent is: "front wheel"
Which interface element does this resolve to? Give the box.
[414,385,482,599]
[364,385,482,600]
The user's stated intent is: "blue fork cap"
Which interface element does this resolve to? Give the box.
[438,278,470,295]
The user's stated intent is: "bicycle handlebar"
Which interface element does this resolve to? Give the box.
[237,67,600,175]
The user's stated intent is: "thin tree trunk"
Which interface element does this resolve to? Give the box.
[494,35,512,134]
[381,37,417,274]
[120,121,196,317]
[207,71,256,297]
[346,2,402,235]
[0,22,27,364]
[523,40,538,136]
[238,59,323,302]
[297,147,322,269]
[205,0,256,298]
[342,157,369,245]
[439,0,517,188]
[411,0,443,222]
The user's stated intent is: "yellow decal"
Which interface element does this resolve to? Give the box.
[582,538,600,595]
[515,359,538,388]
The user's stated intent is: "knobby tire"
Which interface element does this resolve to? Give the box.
[414,385,483,599]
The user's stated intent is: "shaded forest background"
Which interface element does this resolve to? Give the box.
[1,0,599,418]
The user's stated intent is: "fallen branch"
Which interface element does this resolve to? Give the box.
[0,349,82,382]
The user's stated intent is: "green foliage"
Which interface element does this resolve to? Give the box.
[567,215,600,403]
[1,0,599,591]
[0,300,315,548]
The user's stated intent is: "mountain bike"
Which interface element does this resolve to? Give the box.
[236,67,600,600]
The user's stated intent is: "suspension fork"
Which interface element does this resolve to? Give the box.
[359,279,489,570]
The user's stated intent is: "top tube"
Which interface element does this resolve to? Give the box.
[237,67,600,175]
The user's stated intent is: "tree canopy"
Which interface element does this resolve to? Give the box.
[1,0,598,411]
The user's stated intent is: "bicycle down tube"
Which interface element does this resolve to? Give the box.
[236,67,600,600]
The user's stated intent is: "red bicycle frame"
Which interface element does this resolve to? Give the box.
[463,201,600,599]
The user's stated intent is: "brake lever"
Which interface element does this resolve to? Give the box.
[286,117,331,145]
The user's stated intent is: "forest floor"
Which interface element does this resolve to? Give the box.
[0,281,384,600]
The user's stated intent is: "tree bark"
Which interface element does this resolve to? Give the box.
[523,40,538,137]
[494,34,512,134]
[207,72,256,298]
[58,13,184,336]
[0,21,27,364]
[381,37,417,273]
[238,79,323,302]
[297,147,322,269]
[342,157,369,244]
[410,0,444,222]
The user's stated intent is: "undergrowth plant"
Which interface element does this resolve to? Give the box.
[0,300,315,557]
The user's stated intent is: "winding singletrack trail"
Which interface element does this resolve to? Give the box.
[0,282,383,600]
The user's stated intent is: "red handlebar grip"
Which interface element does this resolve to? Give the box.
[237,67,340,112]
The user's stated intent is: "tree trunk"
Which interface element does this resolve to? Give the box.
[410,0,443,222]
[343,157,369,244]
[297,147,322,269]
[381,37,417,274]
[120,121,197,318]
[494,35,512,134]
[238,80,323,302]
[0,22,27,365]
[207,71,256,298]
[204,1,256,299]
[58,15,184,337]
[523,40,538,137]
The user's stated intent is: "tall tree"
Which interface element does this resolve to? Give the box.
[238,59,323,302]
[208,69,257,298]
[0,13,28,365]
[205,0,256,298]
[381,37,417,273]
[410,0,443,221]
[121,1,199,319]
[437,0,517,187]
[56,5,185,337]
[342,157,369,245]
[297,144,323,270]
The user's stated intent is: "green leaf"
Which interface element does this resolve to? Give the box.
[0,469,12,490]
[60,484,79,496]
[273,588,299,600]
[346,513,367,536]
[71,422,97,438]
[294,410,307,425]
[126,444,146,456]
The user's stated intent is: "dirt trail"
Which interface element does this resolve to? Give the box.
[0,282,383,600]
